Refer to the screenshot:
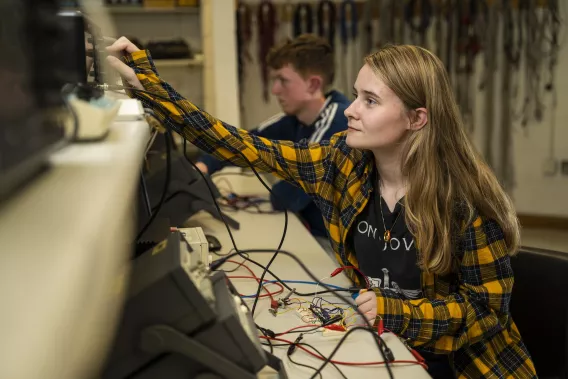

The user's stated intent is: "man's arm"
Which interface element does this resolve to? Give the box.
[196,152,232,175]
[269,181,313,212]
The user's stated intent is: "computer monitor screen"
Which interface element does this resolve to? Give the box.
[138,147,240,243]
[0,1,85,200]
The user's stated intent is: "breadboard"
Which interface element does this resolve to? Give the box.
[322,328,346,338]
[295,307,320,325]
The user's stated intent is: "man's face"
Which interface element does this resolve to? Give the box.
[270,64,313,116]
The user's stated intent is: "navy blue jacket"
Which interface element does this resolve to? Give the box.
[198,90,350,237]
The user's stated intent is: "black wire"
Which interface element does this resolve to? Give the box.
[256,324,273,354]
[216,253,250,272]
[300,342,348,379]
[107,85,289,315]
[135,131,171,241]
[220,203,280,215]
[288,354,321,379]
[211,171,256,178]
[112,85,288,317]
[308,326,392,379]
[259,341,348,379]
[281,326,321,336]
[210,249,394,379]
[104,84,393,377]
[216,248,356,296]
[139,171,153,217]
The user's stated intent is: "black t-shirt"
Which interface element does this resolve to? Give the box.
[353,184,422,300]
[352,177,454,378]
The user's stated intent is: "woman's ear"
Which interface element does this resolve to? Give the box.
[408,107,428,131]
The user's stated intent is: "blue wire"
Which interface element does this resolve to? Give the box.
[240,280,350,298]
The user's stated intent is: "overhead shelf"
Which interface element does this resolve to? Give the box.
[63,6,199,15]
[153,54,204,68]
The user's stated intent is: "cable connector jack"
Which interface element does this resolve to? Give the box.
[329,266,370,288]
[269,288,296,316]
[269,299,279,316]
[377,318,384,335]
[280,288,296,306]
[383,345,395,362]
[400,337,426,363]
[96,83,110,91]
[287,334,303,356]
[95,83,131,92]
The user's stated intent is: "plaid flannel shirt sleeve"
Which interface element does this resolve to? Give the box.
[376,216,514,354]
[122,50,336,195]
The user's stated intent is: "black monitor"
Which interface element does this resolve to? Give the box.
[101,232,287,379]
[138,146,240,243]
[0,1,87,200]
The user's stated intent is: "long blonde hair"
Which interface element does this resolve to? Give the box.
[365,45,520,275]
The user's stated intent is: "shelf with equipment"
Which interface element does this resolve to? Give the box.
[153,54,204,68]
[63,5,199,14]
[98,3,205,108]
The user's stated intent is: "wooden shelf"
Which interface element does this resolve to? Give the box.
[63,6,199,15]
[153,54,204,68]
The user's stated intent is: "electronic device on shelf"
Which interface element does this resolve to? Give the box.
[139,148,240,231]
[0,0,121,199]
[102,230,287,379]
[0,0,79,200]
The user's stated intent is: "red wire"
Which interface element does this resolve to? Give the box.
[330,266,371,289]
[227,259,257,278]
[259,336,428,370]
[228,275,284,298]
[275,323,349,336]
[227,261,426,369]
[225,261,426,370]
[275,324,321,336]
[224,257,425,370]
[226,259,284,301]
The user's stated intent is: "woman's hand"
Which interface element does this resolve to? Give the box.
[355,289,378,324]
[105,36,144,90]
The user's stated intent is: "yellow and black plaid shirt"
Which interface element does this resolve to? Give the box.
[125,50,537,379]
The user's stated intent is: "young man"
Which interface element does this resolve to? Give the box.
[195,34,350,240]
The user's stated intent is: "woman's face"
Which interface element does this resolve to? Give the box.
[344,64,411,151]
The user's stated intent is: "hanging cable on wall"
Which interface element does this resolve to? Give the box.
[500,0,521,192]
[236,1,253,109]
[395,0,406,43]
[363,0,380,53]
[519,0,560,128]
[519,0,543,127]
[503,0,525,131]
[293,2,314,37]
[454,0,484,134]
[257,0,277,103]
[317,0,336,50]
[434,0,445,61]
[339,0,359,96]
[404,0,433,47]
[478,0,499,170]
[543,0,562,176]
[376,0,394,49]
[445,0,456,81]
[281,0,295,41]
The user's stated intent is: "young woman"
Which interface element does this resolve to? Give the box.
[107,37,536,378]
